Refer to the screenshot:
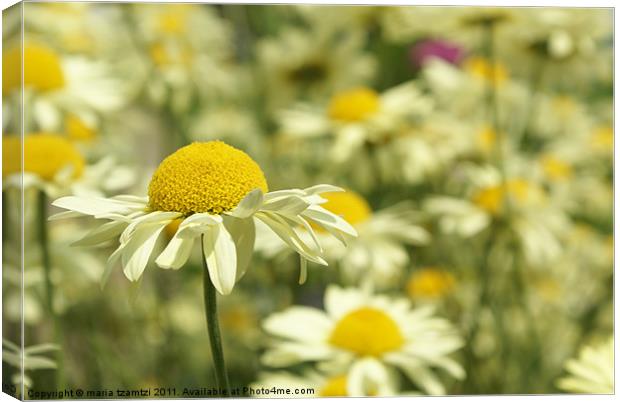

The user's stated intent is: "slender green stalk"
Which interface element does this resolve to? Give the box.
[201,236,232,397]
[37,191,64,389]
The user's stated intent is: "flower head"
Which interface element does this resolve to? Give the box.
[51,140,357,295]
[148,141,268,215]
[410,39,465,69]
[261,285,464,395]
[557,336,613,394]
[3,43,65,95]
[3,134,84,180]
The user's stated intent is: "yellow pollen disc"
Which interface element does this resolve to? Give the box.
[3,43,65,95]
[406,267,455,299]
[472,179,536,215]
[320,376,348,397]
[465,57,507,85]
[329,307,405,357]
[148,141,268,215]
[328,87,380,122]
[477,126,497,153]
[541,155,572,181]
[320,190,372,226]
[157,6,189,35]
[65,114,96,142]
[591,126,613,151]
[2,134,84,180]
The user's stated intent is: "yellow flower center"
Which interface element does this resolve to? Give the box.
[472,179,537,215]
[2,134,84,180]
[465,57,507,85]
[65,114,96,142]
[541,155,573,181]
[157,7,189,35]
[320,376,348,397]
[149,43,193,67]
[329,307,405,357]
[319,190,372,226]
[406,267,455,299]
[477,126,497,153]
[3,43,65,95]
[148,141,268,215]
[328,87,380,122]
[591,126,613,151]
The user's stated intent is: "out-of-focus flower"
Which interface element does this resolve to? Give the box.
[51,141,356,294]
[257,27,376,110]
[556,336,613,394]
[253,364,400,397]
[258,190,430,288]
[3,339,60,391]
[410,38,465,69]
[406,267,456,301]
[2,134,133,198]
[3,41,129,133]
[261,285,464,395]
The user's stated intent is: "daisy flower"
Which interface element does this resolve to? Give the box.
[50,140,357,295]
[2,41,128,133]
[257,189,430,288]
[257,26,376,111]
[261,285,465,395]
[556,336,613,394]
[253,362,400,397]
[406,267,456,302]
[2,133,133,198]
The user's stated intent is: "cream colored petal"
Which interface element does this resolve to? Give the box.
[222,216,255,281]
[155,233,196,270]
[227,188,264,219]
[202,222,237,295]
[72,220,128,247]
[121,222,169,281]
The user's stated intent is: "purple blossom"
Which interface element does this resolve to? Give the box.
[409,39,465,69]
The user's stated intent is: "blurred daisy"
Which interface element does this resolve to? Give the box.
[2,133,133,198]
[3,339,60,391]
[261,285,464,395]
[253,362,399,397]
[257,27,376,110]
[406,267,456,302]
[557,336,613,394]
[257,190,430,288]
[51,141,357,294]
[424,166,569,266]
[2,41,128,132]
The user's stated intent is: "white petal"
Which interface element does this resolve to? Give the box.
[256,212,327,265]
[262,306,332,342]
[155,233,196,270]
[72,220,128,247]
[303,184,344,195]
[261,195,309,216]
[52,196,143,217]
[227,189,264,219]
[299,256,308,284]
[222,216,255,280]
[202,222,237,295]
[302,205,358,237]
[121,222,169,281]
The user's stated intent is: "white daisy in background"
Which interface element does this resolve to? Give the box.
[253,363,400,397]
[423,164,570,267]
[131,3,246,111]
[257,26,376,111]
[2,41,129,134]
[50,140,357,295]
[2,133,134,198]
[257,189,430,289]
[278,82,470,189]
[261,285,464,395]
[556,336,613,394]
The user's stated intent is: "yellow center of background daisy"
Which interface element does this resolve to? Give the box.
[540,155,573,181]
[329,307,404,357]
[148,141,268,215]
[3,43,65,95]
[328,87,380,122]
[465,57,507,85]
[320,376,348,397]
[406,267,455,299]
[320,190,372,226]
[2,134,84,180]
[472,179,536,215]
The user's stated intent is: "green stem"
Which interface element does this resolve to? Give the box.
[201,236,231,397]
[37,191,64,389]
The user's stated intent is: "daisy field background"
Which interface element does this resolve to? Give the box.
[0,0,615,399]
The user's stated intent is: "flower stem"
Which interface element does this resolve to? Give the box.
[201,237,231,397]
